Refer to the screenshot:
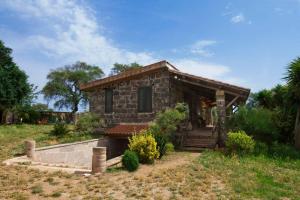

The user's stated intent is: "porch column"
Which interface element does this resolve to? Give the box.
[216,90,226,147]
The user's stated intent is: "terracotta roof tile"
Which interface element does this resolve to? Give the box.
[104,124,149,136]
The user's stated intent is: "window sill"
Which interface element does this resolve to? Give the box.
[137,112,154,114]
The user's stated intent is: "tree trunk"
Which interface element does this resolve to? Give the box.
[294,107,300,150]
[71,104,78,124]
[0,109,3,124]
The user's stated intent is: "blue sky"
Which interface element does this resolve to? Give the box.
[1,0,300,109]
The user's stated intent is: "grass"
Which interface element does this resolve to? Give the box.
[0,124,98,161]
[1,124,300,199]
[31,184,43,194]
[198,150,300,199]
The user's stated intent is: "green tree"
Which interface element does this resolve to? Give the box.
[110,62,142,75]
[0,40,31,122]
[285,57,300,149]
[42,62,104,114]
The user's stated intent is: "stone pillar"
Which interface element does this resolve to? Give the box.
[216,90,226,147]
[25,140,36,159]
[92,147,107,173]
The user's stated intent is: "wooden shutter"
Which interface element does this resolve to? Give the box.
[138,86,152,112]
[105,89,113,113]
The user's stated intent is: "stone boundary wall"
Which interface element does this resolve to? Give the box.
[34,139,107,169]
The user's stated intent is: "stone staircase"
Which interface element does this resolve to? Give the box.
[180,127,217,151]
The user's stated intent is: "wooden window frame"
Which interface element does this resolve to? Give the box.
[138,86,153,113]
[105,88,113,113]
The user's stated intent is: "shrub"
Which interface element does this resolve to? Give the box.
[122,150,139,172]
[269,142,300,159]
[50,122,69,137]
[76,112,104,134]
[253,141,269,156]
[128,130,159,163]
[150,103,189,137]
[225,131,255,155]
[165,142,175,153]
[226,106,280,144]
[153,133,168,159]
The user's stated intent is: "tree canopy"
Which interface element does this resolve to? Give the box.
[284,57,300,149]
[42,61,104,113]
[110,62,142,75]
[0,40,31,111]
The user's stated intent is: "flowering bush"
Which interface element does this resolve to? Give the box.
[226,131,255,155]
[128,130,159,163]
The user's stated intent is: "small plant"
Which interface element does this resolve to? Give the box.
[165,142,175,153]
[51,191,62,198]
[76,112,104,134]
[153,133,168,158]
[225,130,255,155]
[122,150,139,172]
[128,130,160,163]
[31,184,43,194]
[50,122,69,137]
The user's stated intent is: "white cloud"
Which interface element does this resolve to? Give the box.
[231,13,245,23]
[2,0,245,88]
[190,40,216,57]
[2,0,155,70]
[173,59,230,79]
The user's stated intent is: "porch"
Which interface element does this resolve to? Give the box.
[169,69,250,150]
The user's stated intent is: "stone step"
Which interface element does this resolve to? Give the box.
[185,135,214,139]
[180,147,209,152]
[183,139,216,144]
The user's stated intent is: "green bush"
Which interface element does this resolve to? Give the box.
[128,130,160,163]
[150,103,188,137]
[153,133,168,159]
[225,131,255,155]
[76,112,104,134]
[269,142,300,159]
[50,122,69,137]
[149,102,188,152]
[253,141,269,156]
[122,150,139,172]
[165,142,175,153]
[227,106,280,144]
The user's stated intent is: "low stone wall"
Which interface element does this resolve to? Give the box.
[34,139,107,169]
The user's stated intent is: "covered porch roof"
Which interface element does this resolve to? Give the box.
[169,69,250,107]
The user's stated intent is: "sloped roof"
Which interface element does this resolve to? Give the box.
[104,123,149,136]
[80,60,177,91]
[80,60,250,98]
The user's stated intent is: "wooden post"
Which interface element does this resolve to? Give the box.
[25,140,36,159]
[92,147,107,173]
[216,90,226,147]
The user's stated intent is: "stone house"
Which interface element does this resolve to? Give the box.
[80,60,250,157]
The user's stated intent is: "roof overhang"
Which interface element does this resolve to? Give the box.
[80,60,250,101]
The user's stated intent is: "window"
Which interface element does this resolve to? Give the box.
[105,88,113,113]
[138,86,152,113]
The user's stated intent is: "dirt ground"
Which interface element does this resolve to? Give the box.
[0,152,227,200]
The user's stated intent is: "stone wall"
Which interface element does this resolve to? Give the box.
[88,68,171,126]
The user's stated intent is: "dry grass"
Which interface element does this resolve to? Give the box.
[0,148,223,199]
[1,125,300,199]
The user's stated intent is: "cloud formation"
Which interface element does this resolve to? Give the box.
[2,0,242,87]
[231,13,245,23]
[190,40,217,57]
[3,0,155,69]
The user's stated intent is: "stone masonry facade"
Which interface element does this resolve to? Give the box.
[88,68,171,126]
